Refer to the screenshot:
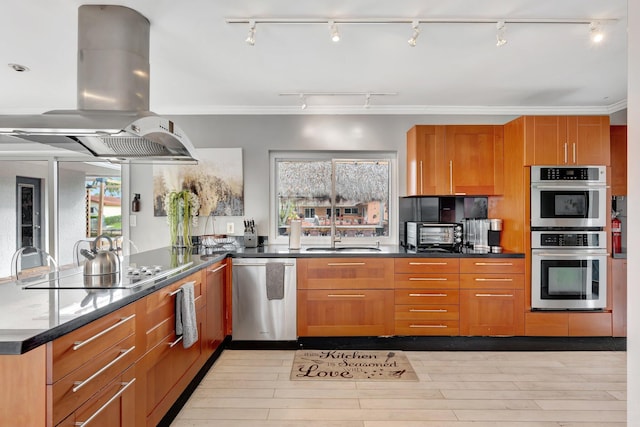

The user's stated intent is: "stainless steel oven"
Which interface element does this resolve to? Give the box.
[530,166,607,228]
[531,231,607,310]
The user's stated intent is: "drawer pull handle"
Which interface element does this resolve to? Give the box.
[474,278,513,282]
[409,309,447,313]
[409,277,447,281]
[327,294,365,298]
[168,280,197,296]
[410,324,447,328]
[327,262,366,266]
[208,264,227,273]
[475,293,514,297]
[409,262,448,266]
[169,336,184,348]
[74,378,136,426]
[73,346,136,393]
[409,293,447,297]
[73,314,135,351]
[473,262,513,266]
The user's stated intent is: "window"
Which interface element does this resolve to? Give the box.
[272,152,395,244]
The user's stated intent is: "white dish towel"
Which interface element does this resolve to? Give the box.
[175,281,198,349]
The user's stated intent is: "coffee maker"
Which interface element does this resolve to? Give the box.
[463,218,502,253]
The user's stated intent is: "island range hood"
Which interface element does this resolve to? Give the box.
[0,5,198,163]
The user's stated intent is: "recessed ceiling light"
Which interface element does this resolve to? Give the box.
[8,63,30,72]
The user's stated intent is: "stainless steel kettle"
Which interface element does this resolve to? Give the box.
[80,234,121,287]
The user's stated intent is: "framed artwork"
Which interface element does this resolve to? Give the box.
[153,148,244,216]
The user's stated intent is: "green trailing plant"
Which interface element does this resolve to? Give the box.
[164,190,200,247]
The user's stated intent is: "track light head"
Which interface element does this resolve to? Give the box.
[408,20,420,47]
[590,21,604,43]
[245,20,256,45]
[329,20,341,42]
[496,20,507,47]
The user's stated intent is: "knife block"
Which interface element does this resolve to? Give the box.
[244,231,258,248]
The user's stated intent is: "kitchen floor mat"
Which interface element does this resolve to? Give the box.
[290,349,418,381]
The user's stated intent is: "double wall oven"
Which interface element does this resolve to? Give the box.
[530,166,608,310]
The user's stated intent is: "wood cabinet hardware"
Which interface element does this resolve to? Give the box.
[474,278,513,282]
[409,277,447,281]
[473,262,513,266]
[73,314,135,351]
[327,262,366,266]
[475,293,514,297]
[408,262,448,266]
[208,264,227,273]
[327,294,365,298]
[410,324,447,328]
[409,309,447,313]
[168,336,183,348]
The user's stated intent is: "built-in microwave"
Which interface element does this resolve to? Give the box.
[406,222,463,252]
[530,166,607,229]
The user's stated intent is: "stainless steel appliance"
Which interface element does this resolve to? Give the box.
[406,222,463,252]
[530,166,607,228]
[232,258,297,340]
[531,231,607,310]
[463,218,503,254]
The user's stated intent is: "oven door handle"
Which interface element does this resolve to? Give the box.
[533,252,609,257]
[531,184,607,189]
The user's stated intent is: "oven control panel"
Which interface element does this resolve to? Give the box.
[531,166,606,183]
[531,231,606,249]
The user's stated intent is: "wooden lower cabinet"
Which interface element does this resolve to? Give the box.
[525,312,613,336]
[611,258,627,337]
[297,258,394,336]
[459,258,525,336]
[297,289,394,336]
[460,290,524,336]
[57,366,136,427]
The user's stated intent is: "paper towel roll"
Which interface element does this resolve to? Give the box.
[289,220,301,249]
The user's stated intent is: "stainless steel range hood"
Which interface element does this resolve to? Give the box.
[0,5,198,163]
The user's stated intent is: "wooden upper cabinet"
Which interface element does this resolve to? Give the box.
[406,125,445,195]
[444,125,504,196]
[524,116,610,166]
[610,125,627,195]
[406,125,503,196]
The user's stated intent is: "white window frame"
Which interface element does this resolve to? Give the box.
[269,150,398,246]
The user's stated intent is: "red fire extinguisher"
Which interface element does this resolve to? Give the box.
[612,216,622,254]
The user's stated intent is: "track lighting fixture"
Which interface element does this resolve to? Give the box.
[407,21,420,47]
[228,17,617,47]
[280,92,397,110]
[245,20,256,45]
[590,21,604,43]
[329,20,340,42]
[496,20,507,47]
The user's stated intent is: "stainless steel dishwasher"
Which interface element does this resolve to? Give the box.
[232,258,297,340]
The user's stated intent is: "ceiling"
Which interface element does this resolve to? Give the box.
[0,0,628,116]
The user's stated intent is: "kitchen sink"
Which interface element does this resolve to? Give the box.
[305,246,382,253]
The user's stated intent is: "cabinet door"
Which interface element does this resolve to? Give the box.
[460,289,524,336]
[611,258,627,337]
[524,116,566,165]
[444,125,504,195]
[298,258,393,290]
[567,116,610,165]
[406,125,445,195]
[203,261,227,356]
[610,125,627,195]
[297,289,394,336]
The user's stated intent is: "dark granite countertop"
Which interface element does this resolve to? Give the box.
[0,245,524,355]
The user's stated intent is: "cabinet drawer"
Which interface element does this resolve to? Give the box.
[51,334,136,426]
[460,258,524,274]
[394,258,459,274]
[394,273,459,289]
[459,273,524,290]
[49,303,136,383]
[395,304,459,321]
[142,272,203,327]
[394,289,459,305]
[57,366,136,427]
[395,319,459,336]
[298,258,393,289]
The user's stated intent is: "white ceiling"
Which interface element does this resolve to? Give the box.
[0,0,628,116]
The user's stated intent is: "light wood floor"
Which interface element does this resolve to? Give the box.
[172,349,627,426]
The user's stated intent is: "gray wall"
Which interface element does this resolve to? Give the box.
[129,114,517,251]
